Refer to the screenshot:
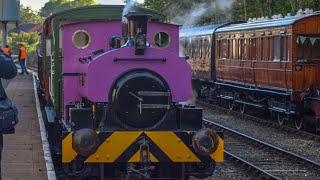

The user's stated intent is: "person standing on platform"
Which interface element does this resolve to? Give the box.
[0,48,17,180]
[3,45,11,57]
[18,44,28,75]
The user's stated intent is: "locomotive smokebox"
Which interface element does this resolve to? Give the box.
[124,12,151,55]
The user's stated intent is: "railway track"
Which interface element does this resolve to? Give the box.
[196,99,320,142]
[203,118,320,179]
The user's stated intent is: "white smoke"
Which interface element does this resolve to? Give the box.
[122,0,138,23]
[172,0,234,27]
[181,89,198,106]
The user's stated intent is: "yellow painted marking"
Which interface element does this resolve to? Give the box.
[145,132,201,162]
[62,132,78,163]
[85,132,142,162]
[210,136,224,162]
[128,150,159,162]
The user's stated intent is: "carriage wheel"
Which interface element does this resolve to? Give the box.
[239,104,246,114]
[294,114,304,130]
[277,112,286,125]
[228,100,234,111]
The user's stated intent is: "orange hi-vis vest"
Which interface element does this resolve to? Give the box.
[19,47,27,59]
[3,48,10,56]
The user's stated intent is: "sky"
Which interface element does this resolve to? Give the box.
[21,0,145,11]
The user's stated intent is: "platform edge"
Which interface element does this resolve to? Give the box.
[32,73,57,180]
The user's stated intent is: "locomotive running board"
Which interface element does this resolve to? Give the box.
[138,91,171,97]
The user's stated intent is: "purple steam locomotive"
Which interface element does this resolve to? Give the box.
[39,5,224,179]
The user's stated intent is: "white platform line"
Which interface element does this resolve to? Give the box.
[32,73,57,180]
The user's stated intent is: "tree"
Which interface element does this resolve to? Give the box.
[7,32,40,66]
[143,0,170,14]
[39,0,96,18]
[20,5,43,24]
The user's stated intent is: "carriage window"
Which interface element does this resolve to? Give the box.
[242,39,247,60]
[287,36,291,61]
[228,39,232,59]
[238,39,242,60]
[200,39,203,58]
[191,38,196,58]
[187,38,191,57]
[227,40,230,59]
[269,37,273,60]
[232,39,236,60]
[72,30,91,49]
[154,31,171,49]
[261,38,264,61]
[312,38,320,60]
[221,39,227,59]
[298,36,320,61]
[216,40,220,58]
[203,38,209,59]
[281,36,287,61]
[249,39,256,60]
[274,36,280,60]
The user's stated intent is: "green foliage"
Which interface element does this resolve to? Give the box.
[20,5,43,24]
[39,0,96,18]
[142,0,320,25]
[143,0,169,14]
[7,32,40,66]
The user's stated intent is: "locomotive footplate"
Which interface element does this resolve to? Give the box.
[62,131,224,163]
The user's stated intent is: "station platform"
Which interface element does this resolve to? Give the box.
[2,74,51,180]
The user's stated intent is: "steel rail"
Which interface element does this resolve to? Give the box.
[197,99,320,142]
[203,118,320,169]
[224,150,281,180]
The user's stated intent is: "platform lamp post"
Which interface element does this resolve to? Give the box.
[0,0,20,47]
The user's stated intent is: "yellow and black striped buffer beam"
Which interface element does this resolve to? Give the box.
[62,131,224,163]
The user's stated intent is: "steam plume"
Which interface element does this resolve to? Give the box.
[122,0,138,23]
[172,0,234,27]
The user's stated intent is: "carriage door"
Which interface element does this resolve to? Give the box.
[296,35,320,91]
[45,38,55,103]
[280,35,291,90]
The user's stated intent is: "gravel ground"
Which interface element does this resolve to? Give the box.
[190,158,256,180]
[201,105,320,164]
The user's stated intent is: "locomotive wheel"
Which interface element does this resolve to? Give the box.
[239,104,246,114]
[228,100,234,111]
[295,115,305,130]
[176,163,189,180]
[63,161,93,177]
[277,113,286,125]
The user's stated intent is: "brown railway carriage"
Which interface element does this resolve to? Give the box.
[180,24,226,80]
[215,13,320,100]
[180,11,320,131]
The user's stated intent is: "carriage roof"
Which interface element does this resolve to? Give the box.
[215,13,319,33]
[179,24,224,37]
